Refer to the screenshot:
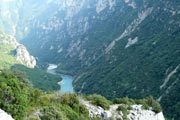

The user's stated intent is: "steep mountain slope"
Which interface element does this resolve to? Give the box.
[0,1,20,36]
[0,30,60,91]
[0,30,18,69]
[21,0,150,72]
[0,30,36,69]
[0,0,180,119]
[0,71,165,120]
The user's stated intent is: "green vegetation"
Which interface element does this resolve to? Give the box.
[160,67,180,120]
[0,0,178,119]
[146,96,162,113]
[0,30,60,93]
[0,31,19,69]
[11,64,61,91]
[116,105,130,120]
[113,96,162,113]
[113,97,135,105]
[0,71,29,120]
[85,94,111,110]
[31,93,89,120]
[0,71,89,120]
[117,105,128,114]
[0,71,164,120]
[113,96,162,119]
[0,30,61,92]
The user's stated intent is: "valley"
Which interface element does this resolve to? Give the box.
[47,64,74,93]
[0,0,180,119]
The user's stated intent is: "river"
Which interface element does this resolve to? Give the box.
[47,64,74,93]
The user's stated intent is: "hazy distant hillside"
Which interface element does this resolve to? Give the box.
[0,30,18,69]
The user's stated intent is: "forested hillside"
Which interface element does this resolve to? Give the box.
[0,71,164,120]
[0,0,179,119]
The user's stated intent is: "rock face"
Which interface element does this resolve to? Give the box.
[0,109,14,120]
[15,44,36,68]
[0,30,36,68]
[128,105,165,120]
[81,99,165,120]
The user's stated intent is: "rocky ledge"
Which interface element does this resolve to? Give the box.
[0,109,14,120]
[80,99,165,120]
[15,44,36,68]
[1,33,36,68]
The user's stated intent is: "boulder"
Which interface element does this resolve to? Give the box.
[0,109,14,120]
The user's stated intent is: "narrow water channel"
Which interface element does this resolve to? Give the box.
[47,64,74,93]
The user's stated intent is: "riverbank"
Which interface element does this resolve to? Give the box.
[47,64,74,93]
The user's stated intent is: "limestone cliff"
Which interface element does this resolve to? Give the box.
[80,98,165,120]
[15,44,36,68]
[0,31,36,68]
[0,109,14,120]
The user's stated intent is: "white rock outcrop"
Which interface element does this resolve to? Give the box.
[80,98,165,120]
[105,7,153,53]
[128,105,165,120]
[16,44,36,68]
[96,0,108,13]
[0,32,36,68]
[125,37,138,48]
[0,109,14,120]
[160,65,179,89]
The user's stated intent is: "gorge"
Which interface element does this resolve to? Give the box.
[47,64,74,93]
[0,0,180,119]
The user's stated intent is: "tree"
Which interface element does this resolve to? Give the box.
[0,72,29,120]
[146,96,162,113]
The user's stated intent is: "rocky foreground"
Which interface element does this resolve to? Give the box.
[80,98,165,120]
[0,109,14,120]
[0,96,165,120]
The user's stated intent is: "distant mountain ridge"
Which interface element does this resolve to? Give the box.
[0,0,180,119]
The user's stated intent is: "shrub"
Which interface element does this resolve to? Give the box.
[117,105,128,115]
[113,97,135,105]
[60,94,79,108]
[146,96,162,113]
[30,89,42,106]
[0,72,29,120]
[79,104,89,117]
[141,103,149,110]
[27,116,41,120]
[86,94,110,110]
[117,105,129,119]
[151,101,162,113]
[40,106,69,120]
[127,105,133,110]
[134,99,146,105]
